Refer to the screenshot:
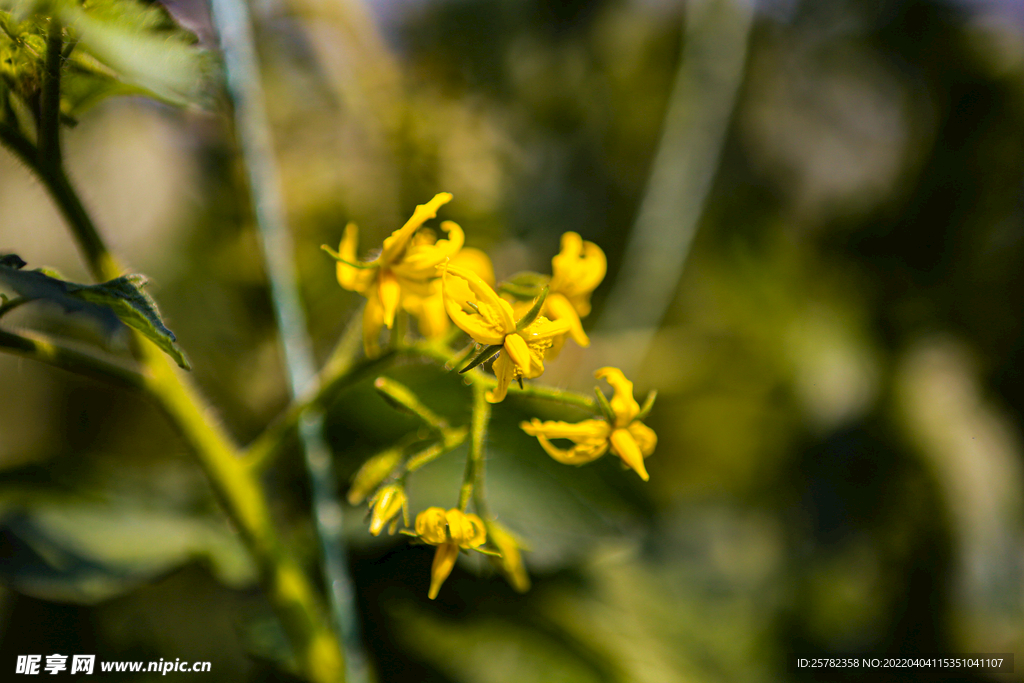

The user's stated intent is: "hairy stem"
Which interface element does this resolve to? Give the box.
[0,327,145,389]
[0,121,344,683]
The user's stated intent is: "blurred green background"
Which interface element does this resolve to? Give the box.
[2,0,1024,680]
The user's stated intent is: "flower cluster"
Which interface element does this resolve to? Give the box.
[329,195,656,599]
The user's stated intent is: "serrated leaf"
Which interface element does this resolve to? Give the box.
[0,254,190,369]
[67,274,190,370]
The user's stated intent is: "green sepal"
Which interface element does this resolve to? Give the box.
[515,287,548,332]
[636,390,657,421]
[320,244,376,269]
[472,546,503,558]
[498,271,550,301]
[459,343,503,374]
[594,386,616,423]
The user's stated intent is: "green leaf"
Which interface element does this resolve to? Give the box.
[0,254,190,369]
[67,274,190,370]
[0,491,256,604]
[0,0,211,109]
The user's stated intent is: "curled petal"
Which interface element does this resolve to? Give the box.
[335,223,377,293]
[521,418,611,442]
[503,333,534,377]
[392,220,465,281]
[535,433,609,465]
[486,351,514,403]
[543,293,589,347]
[378,270,401,329]
[415,507,449,545]
[610,428,649,481]
[595,367,640,427]
[380,193,453,266]
[549,232,606,316]
[628,420,658,456]
[445,509,486,549]
[428,542,459,600]
[362,294,385,358]
[442,263,515,345]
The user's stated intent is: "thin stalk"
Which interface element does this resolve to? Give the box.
[39,18,62,168]
[468,379,491,518]
[0,327,145,389]
[208,0,361,676]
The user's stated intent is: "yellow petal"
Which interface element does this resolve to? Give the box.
[403,283,450,339]
[545,293,589,347]
[549,232,606,316]
[380,193,453,266]
[521,315,571,343]
[378,270,401,329]
[442,263,515,345]
[362,294,385,358]
[503,333,533,377]
[391,220,464,281]
[595,367,640,427]
[415,507,449,545]
[628,420,658,456]
[610,428,649,481]
[445,509,486,549]
[535,433,609,465]
[450,247,495,288]
[520,418,611,442]
[428,542,459,600]
[335,223,377,293]
[486,351,514,403]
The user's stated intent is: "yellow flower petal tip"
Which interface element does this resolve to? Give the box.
[413,507,488,599]
[332,194,460,355]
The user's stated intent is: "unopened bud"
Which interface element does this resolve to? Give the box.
[369,484,407,536]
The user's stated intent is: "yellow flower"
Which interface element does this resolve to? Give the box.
[521,367,657,481]
[367,484,408,536]
[546,232,606,349]
[414,507,487,599]
[442,263,569,403]
[328,193,463,355]
[402,247,495,339]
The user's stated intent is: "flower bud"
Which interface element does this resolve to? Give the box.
[368,484,407,536]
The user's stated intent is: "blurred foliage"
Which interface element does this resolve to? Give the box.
[2,0,1024,681]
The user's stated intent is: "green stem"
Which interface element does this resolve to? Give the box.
[0,327,145,389]
[39,18,62,169]
[468,379,491,518]
[1,120,344,683]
